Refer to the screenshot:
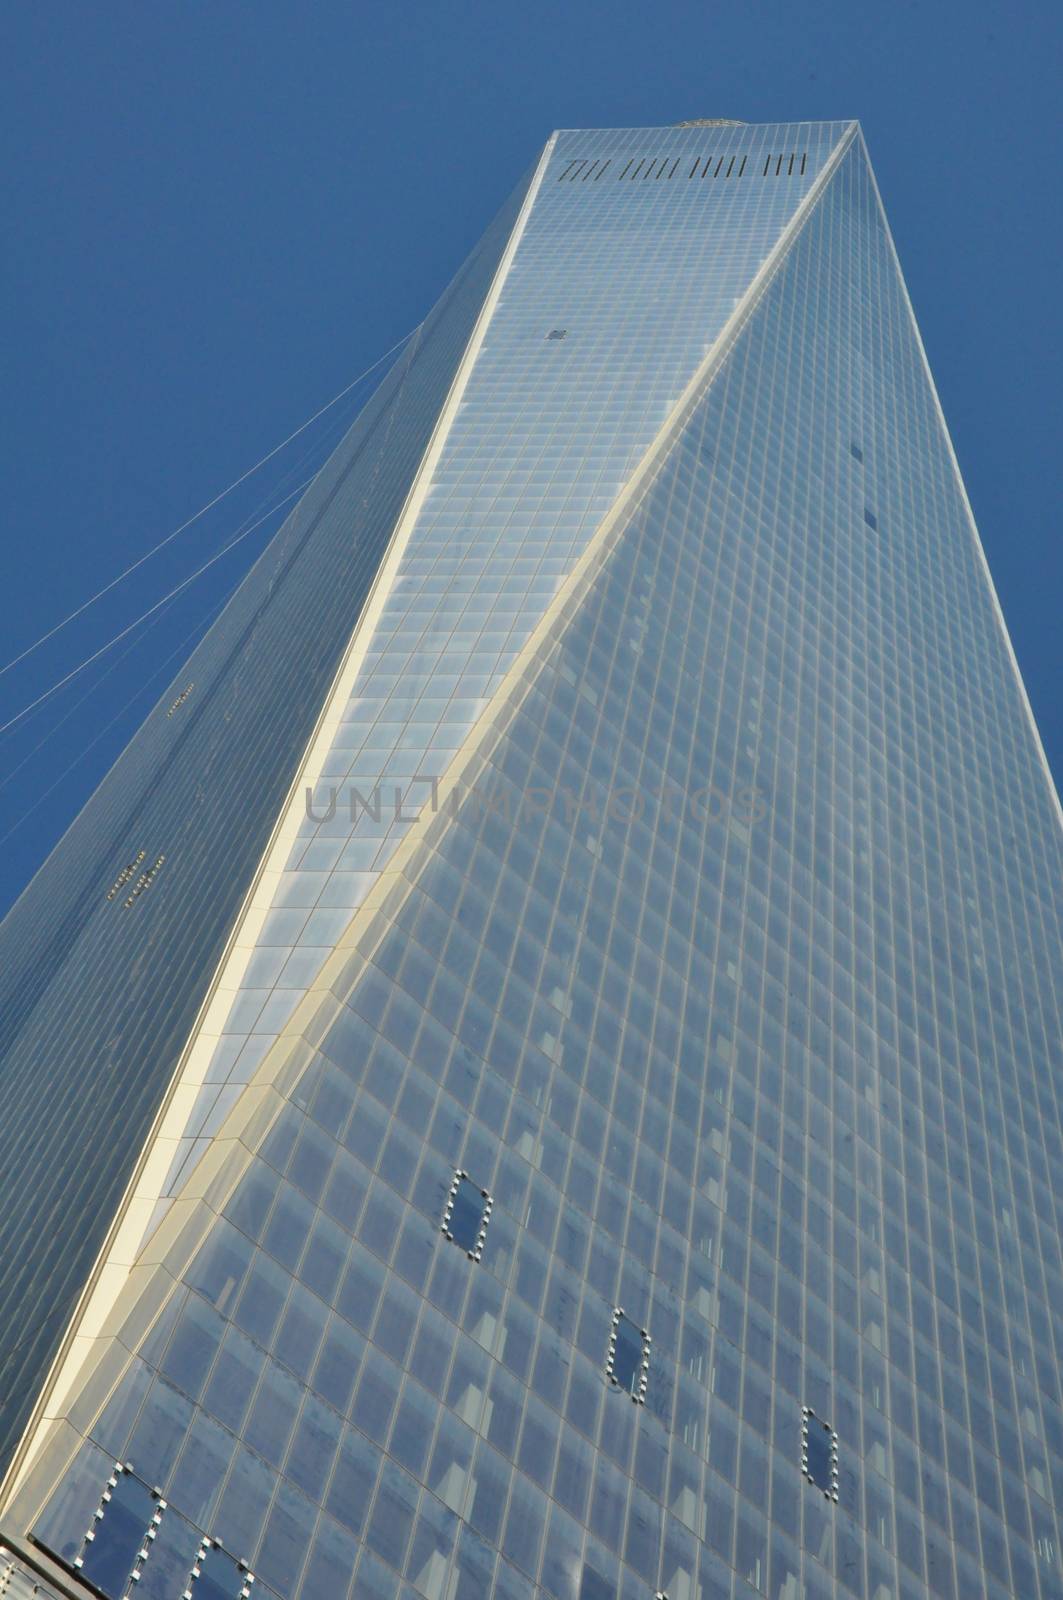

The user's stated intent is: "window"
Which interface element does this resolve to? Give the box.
[107,852,146,902]
[850,442,863,463]
[76,1464,164,1598]
[167,683,195,717]
[801,1408,839,1500]
[578,1566,613,1600]
[185,1538,254,1599]
[121,854,166,908]
[441,1172,492,1259]
[863,508,878,531]
[607,1309,649,1402]
[62,1464,254,1600]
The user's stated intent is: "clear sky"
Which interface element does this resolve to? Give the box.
[0,0,1059,917]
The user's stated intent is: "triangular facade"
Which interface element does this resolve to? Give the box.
[2,124,1062,1600]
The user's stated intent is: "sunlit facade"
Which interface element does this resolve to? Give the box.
[1,120,1061,1600]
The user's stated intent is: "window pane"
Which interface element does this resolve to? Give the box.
[579,1562,614,1600]
[801,1408,838,1499]
[134,1504,200,1600]
[78,1468,159,1598]
[443,1172,492,1258]
[190,1540,253,1600]
[607,1311,648,1401]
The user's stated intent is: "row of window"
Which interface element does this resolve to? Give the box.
[554,152,810,184]
[52,1175,844,1600]
[64,1455,685,1600]
[65,1463,254,1600]
[441,1168,840,1491]
[104,851,164,909]
[166,683,195,718]
[106,853,146,903]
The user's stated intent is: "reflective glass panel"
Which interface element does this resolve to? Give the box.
[803,1413,836,1495]
[446,1176,488,1253]
[190,1542,251,1600]
[608,1314,645,1398]
[78,1470,156,1599]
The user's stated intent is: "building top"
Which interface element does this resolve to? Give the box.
[554,116,856,132]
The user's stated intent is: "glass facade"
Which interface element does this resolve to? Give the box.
[0,163,533,1475]
[2,120,1062,1600]
[150,119,850,1225]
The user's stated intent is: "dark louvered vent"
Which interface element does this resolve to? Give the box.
[689,152,746,178]
[556,157,613,182]
[557,151,809,183]
[762,152,808,176]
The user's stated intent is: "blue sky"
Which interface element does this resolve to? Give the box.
[1,0,1059,916]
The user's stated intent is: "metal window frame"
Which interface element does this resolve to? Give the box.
[74,1462,166,1594]
[182,1536,254,1600]
[801,1407,840,1502]
[441,1169,492,1261]
[607,1307,650,1403]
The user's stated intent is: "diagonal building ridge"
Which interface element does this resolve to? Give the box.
[2,122,1062,1600]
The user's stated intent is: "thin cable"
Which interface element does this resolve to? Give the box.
[0,592,231,850]
[0,404,351,770]
[0,597,180,798]
[0,325,419,680]
[0,476,314,740]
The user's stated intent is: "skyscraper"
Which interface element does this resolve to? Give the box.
[1,115,1061,1600]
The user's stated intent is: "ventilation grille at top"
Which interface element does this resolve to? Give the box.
[556,151,808,183]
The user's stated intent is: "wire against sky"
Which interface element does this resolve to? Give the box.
[0,477,315,741]
[0,324,420,682]
[0,386,361,774]
[0,403,349,796]
[0,591,233,853]
[0,594,183,801]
